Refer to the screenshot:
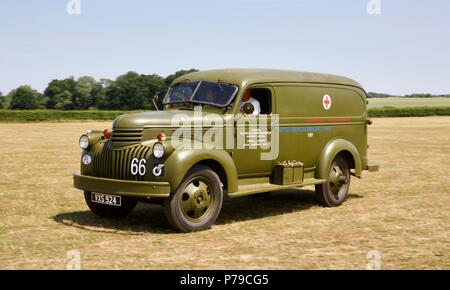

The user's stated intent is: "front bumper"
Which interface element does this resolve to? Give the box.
[73,173,171,198]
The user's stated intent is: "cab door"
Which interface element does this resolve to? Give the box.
[231,86,277,176]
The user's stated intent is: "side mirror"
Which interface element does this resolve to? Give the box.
[242,102,254,115]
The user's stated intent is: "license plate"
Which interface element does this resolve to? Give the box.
[91,192,121,206]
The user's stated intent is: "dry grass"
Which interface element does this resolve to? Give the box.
[0,117,449,269]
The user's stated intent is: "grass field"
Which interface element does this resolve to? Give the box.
[368,97,450,108]
[0,118,449,269]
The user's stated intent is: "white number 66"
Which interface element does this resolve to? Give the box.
[131,158,146,176]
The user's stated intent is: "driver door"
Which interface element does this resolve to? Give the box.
[231,86,277,176]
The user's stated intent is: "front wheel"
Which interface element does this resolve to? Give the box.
[315,156,351,207]
[84,191,137,218]
[164,165,223,232]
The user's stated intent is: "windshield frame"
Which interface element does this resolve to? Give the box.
[163,81,239,108]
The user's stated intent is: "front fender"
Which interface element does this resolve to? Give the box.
[315,138,362,179]
[164,141,238,193]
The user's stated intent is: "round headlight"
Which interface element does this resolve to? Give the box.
[79,135,90,150]
[153,142,165,158]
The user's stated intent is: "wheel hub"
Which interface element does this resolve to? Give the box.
[180,179,212,221]
[329,164,348,196]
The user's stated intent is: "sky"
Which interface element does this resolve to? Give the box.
[0,0,449,95]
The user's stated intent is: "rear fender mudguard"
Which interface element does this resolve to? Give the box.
[315,138,362,179]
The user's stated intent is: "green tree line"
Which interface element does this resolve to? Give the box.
[367,92,450,98]
[0,69,197,110]
[2,71,448,110]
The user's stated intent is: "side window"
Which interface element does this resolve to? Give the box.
[242,88,272,115]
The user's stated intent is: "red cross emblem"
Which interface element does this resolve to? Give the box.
[323,95,331,110]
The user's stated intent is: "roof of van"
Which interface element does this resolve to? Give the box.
[172,69,363,89]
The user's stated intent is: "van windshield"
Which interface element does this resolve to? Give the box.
[163,81,238,107]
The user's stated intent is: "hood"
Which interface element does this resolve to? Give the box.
[112,109,227,129]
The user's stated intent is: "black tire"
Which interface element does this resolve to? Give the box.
[84,191,137,218]
[315,155,351,207]
[164,165,223,232]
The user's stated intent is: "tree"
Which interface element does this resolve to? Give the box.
[4,69,199,110]
[367,92,393,98]
[104,72,166,110]
[44,77,76,109]
[0,91,8,109]
[95,79,113,109]
[73,76,104,109]
[165,69,198,87]
[9,85,40,110]
[54,91,73,110]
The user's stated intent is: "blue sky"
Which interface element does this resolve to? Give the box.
[0,0,449,95]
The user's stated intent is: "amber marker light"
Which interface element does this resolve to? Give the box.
[103,129,112,139]
[157,132,166,141]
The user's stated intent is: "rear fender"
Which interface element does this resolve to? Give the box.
[315,138,362,179]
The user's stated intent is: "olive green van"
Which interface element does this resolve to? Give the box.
[73,69,378,232]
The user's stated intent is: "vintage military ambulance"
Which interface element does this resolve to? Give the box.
[73,69,378,232]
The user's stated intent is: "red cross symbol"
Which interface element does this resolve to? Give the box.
[323,95,331,110]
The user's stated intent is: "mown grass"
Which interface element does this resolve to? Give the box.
[0,118,449,269]
[1,106,450,122]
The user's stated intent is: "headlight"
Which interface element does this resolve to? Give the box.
[79,135,90,150]
[153,142,165,158]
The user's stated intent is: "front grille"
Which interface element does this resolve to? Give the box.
[92,142,152,181]
[110,128,143,144]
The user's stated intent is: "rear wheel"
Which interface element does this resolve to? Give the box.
[84,191,137,218]
[315,156,351,207]
[164,165,223,232]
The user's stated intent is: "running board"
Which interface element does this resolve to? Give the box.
[228,178,327,198]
